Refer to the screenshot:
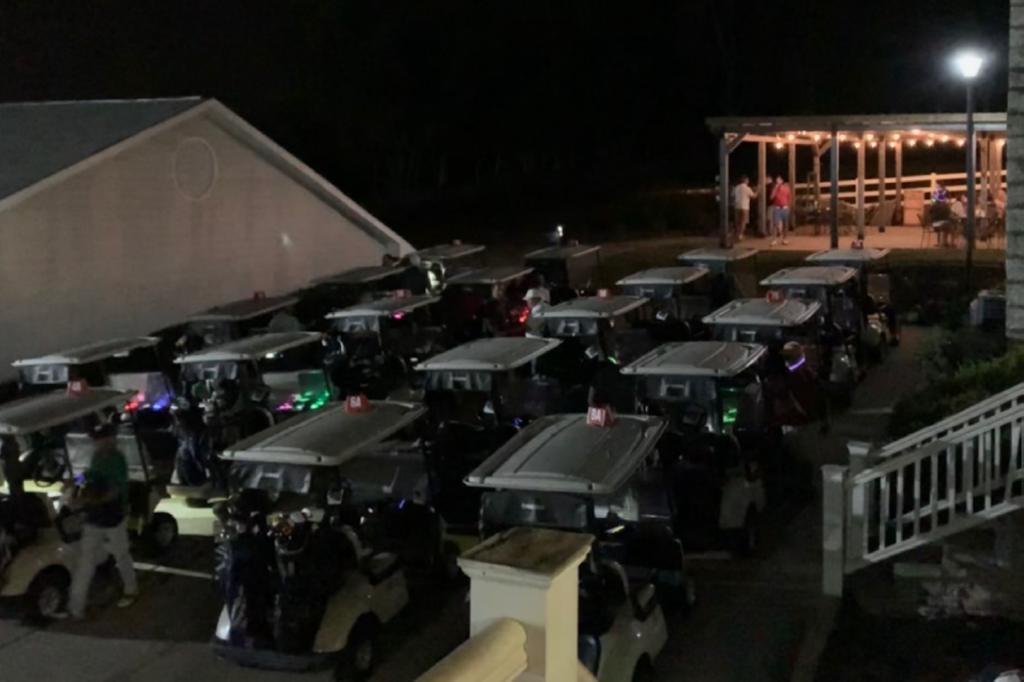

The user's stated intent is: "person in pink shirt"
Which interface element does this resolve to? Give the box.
[770,176,792,246]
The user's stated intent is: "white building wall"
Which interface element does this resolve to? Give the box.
[0,113,390,378]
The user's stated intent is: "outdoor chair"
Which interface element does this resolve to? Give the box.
[918,212,938,248]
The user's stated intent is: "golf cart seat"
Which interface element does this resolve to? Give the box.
[364,551,403,586]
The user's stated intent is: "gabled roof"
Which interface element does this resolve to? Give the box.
[310,265,409,286]
[326,295,439,319]
[524,244,601,261]
[761,266,858,287]
[464,414,666,495]
[704,298,822,327]
[447,266,534,286]
[531,296,648,319]
[622,341,766,377]
[175,332,321,364]
[0,389,132,435]
[13,337,159,367]
[617,267,709,287]
[0,98,413,254]
[0,98,201,202]
[415,337,562,372]
[221,401,426,466]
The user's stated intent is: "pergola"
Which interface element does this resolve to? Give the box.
[706,113,1007,249]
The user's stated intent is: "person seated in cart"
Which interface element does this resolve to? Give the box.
[212,398,447,678]
[530,292,655,408]
[467,411,697,609]
[0,386,178,621]
[324,293,444,398]
[704,295,858,401]
[440,265,534,342]
[168,293,303,352]
[677,246,760,304]
[620,341,768,555]
[617,266,715,342]
[523,242,601,304]
[805,246,899,345]
[760,265,890,362]
[413,240,487,292]
[298,264,411,325]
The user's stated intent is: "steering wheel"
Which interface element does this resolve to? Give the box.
[32,451,67,488]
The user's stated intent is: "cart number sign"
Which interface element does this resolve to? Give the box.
[66,380,89,396]
[345,394,372,413]
[597,288,611,299]
[766,290,786,304]
[253,291,267,300]
[586,406,614,427]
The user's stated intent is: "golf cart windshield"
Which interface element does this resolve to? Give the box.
[713,323,817,347]
[179,361,240,384]
[480,490,590,533]
[185,320,235,348]
[228,460,341,508]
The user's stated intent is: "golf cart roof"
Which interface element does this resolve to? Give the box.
[531,296,648,319]
[677,247,759,264]
[621,341,766,378]
[0,389,131,435]
[760,266,859,287]
[415,337,562,372]
[174,332,322,364]
[221,401,427,466]
[806,247,891,264]
[616,266,709,286]
[523,244,601,261]
[310,265,409,286]
[325,295,440,319]
[189,295,299,322]
[464,413,666,495]
[12,337,159,367]
[416,242,486,260]
[447,266,534,286]
[703,298,822,327]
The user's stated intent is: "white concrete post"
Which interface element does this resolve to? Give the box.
[856,137,866,240]
[822,464,848,597]
[459,528,594,682]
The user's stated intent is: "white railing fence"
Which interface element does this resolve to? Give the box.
[823,383,1024,596]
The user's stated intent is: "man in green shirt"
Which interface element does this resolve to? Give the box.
[66,422,138,619]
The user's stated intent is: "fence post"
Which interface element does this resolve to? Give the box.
[822,464,848,597]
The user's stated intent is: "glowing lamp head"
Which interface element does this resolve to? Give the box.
[954,51,984,80]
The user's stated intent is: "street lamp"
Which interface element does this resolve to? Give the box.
[954,50,983,280]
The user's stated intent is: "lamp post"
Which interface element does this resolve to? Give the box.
[955,51,983,282]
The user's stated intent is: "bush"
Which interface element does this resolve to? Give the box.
[917,327,1007,379]
[888,347,1024,438]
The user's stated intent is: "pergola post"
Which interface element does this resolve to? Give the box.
[718,137,730,246]
[830,124,840,248]
[993,137,1005,203]
[788,142,797,232]
[856,136,866,241]
[813,146,823,209]
[758,141,768,238]
[894,140,904,225]
[877,140,887,229]
[980,134,991,220]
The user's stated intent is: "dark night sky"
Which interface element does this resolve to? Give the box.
[0,0,1009,215]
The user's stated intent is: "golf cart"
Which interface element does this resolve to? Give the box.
[168,332,329,504]
[298,265,411,327]
[211,399,444,677]
[617,267,714,342]
[178,294,301,350]
[324,294,445,398]
[0,388,178,620]
[415,241,487,292]
[704,297,859,398]
[805,246,900,346]
[415,337,565,531]
[620,341,768,555]
[441,265,534,341]
[523,243,602,303]
[760,266,890,363]
[467,412,697,608]
[677,246,760,301]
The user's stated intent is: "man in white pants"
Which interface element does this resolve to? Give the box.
[65,423,138,619]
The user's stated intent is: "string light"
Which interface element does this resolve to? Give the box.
[893,133,901,140]
[911,129,922,134]
[839,134,847,142]
[941,135,950,143]
[957,139,966,147]
[908,139,918,147]
[853,141,861,149]
[775,142,784,149]
[865,133,875,141]
[926,140,935,147]
[889,141,897,148]
[787,134,795,141]
[869,140,878,148]
[813,134,822,142]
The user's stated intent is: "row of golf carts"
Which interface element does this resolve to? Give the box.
[0,241,898,681]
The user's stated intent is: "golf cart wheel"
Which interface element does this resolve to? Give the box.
[336,617,380,681]
[25,567,70,622]
[145,512,179,554]
[633,657,657,682]
[440,540,463,582]
[732,508,759,558]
